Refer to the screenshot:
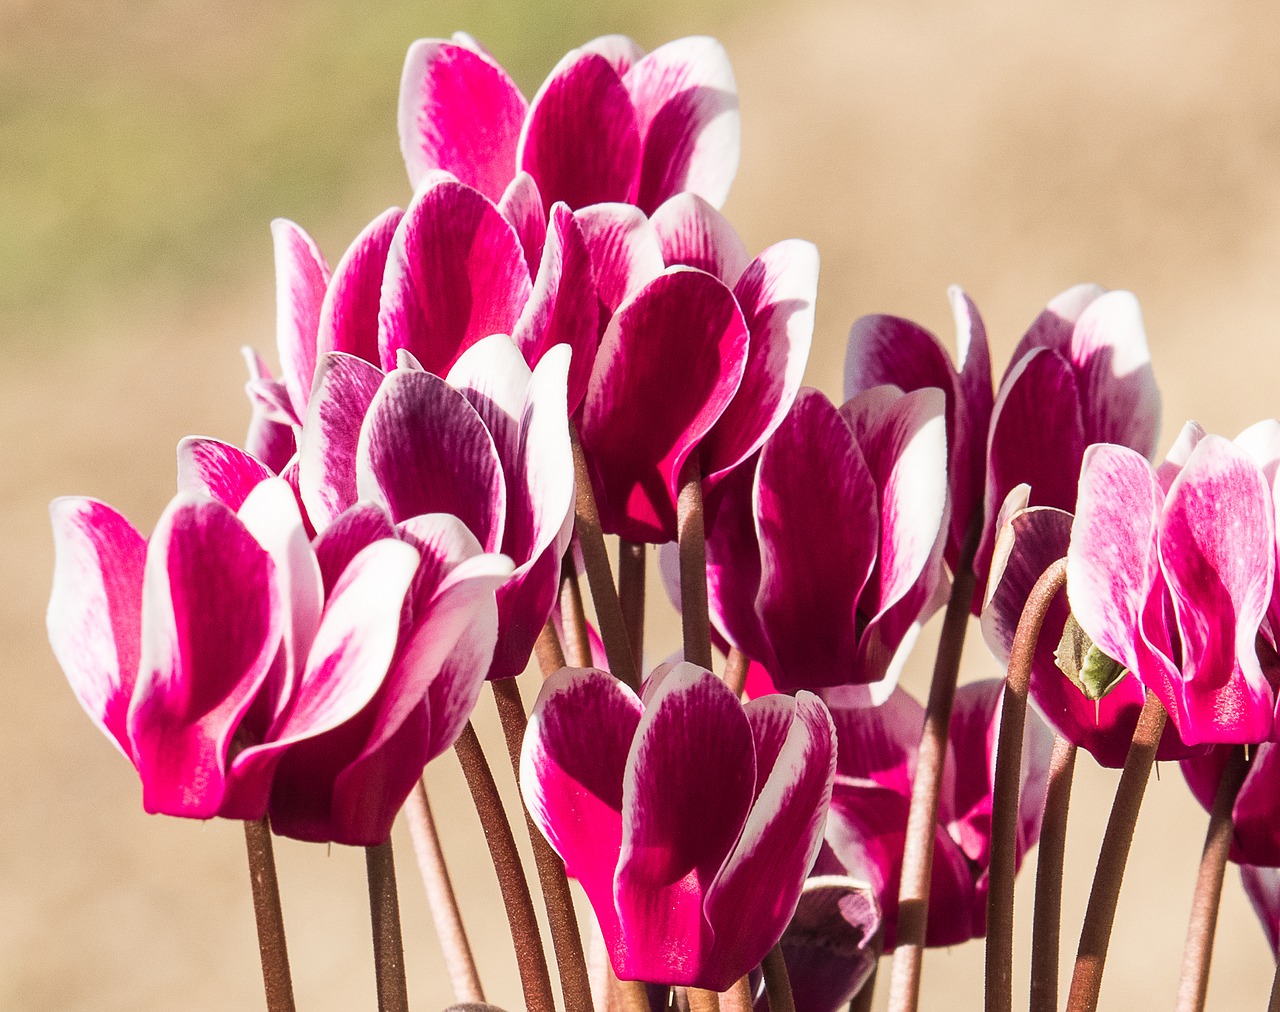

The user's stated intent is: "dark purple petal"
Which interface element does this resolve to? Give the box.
[1007,282,1106,370]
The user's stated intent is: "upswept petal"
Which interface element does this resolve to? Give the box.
[177,437,273,511]
[703,459,774,670]
[271,219,330,419]
[1157,419,1209,490]
[312,502,397,595]
[1007,282,1106,366]
[497,172,548,277]
[1069,291,1161,454]
[573,202,665,316]
[649,193,751,285]
[622,36,739,213]
[48,497,147,758]
[317,207,404,367]
[398,40,528,200]
[828,686,924,798]
[378,173,531,375]
[581,34,646,75]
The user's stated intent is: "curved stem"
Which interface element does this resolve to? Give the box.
[616,979,655,1012]
[1029,736,1078,1012]
[242,817,296,1012]
[720,976,753,1012]
[454,722,556,1012]
[534,618,567,675]
[1064,690,1167,1012]
[1175,745,1249,1012]
[492,678,595,1012]
[560,555,593,668]
[688,988,722,1012]
[723,647,750,698]
[619,539,646,673]
[365,840,409,1012]
[676,454,713,670]
[403,780,485,1004]
[986,558,1067,1012]
[762,944,796,1012]
[887,518,980,1012]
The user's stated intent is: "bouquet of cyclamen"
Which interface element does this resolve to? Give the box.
[46,30,1280,1012]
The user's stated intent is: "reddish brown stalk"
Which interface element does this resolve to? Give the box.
[491,677,595,1012]
[1270,964,1280,1012]
[985,558,1067,1012]
[887,519,980,1012]
[403,780,485,1004]
[533,618,567,675]
[560,555,593,668]
[723,647,750,697]
[688,988,722,1012]
[616,978,655,1012]
[676,454,713,669]
[762,944,797,1012]
[1175,745,1249,1012]
[1029,736,1078,1012]
[570,425,640,690]
[242,817,296,1012]
[454,721,556,1012]
[720,976,753,1011]
[1064,691,1167,1012]
[619,539,646,672]
[365,840,409,1012]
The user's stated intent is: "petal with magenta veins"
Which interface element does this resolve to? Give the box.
[317,207,403,367]
[574,202,665,316]
[498,172,548,278]
[271,219,330,420]
[312,502,397,596]
[177,437,273,511]
[649,192,751,285]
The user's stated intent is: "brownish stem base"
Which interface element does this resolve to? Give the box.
[365,840,409,1012]
[243,817,296,1012]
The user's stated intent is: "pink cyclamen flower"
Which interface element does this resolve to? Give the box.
[823,682,1052,949]
[701,384,949,698]
[1066,422,1277,746]
[399,33,739,214]
[520,662,836,991]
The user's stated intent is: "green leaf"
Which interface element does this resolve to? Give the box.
[1054,613,1129,701]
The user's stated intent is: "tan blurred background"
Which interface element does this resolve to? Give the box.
[5,1,1280,1008]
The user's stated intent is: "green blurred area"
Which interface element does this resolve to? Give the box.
[0,0,752,338]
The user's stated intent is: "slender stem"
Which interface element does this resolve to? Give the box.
[619,539,647,672]
[242,818,296,1012]
[688,988,722,1012]
[1029,736,1078,1012]
[887,518,980,1012]
[365,840,409,1012]
[570,424,640,690]
[616,978,654,1012]
[534,617,567,675]
[561,554,593,668]
[491,678,595,1012]
[454,722,556,1012]
[720,976,753,1011]
[1270,961,1280,1012]
[403,780,485,1004]
[1064,690,1167,1012]
[761,944,796,1012]
[1175,745,1249,1012]
[723,647,750,697]
[676,454,713,670]
[986,558,1067,1012]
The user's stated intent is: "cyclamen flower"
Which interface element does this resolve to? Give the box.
[399,33,739,214]
[520,662,836,991]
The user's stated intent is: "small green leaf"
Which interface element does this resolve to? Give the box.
[1054,613,1129,701]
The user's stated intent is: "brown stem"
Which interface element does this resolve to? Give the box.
[454,722,556,1012]
[570,424,640,690]
[616,978,654,1012]
[403,780,485,1004]
[561,554,592,668]
[986,558,1067,1012]
[242,817,296,1012]
[619,539,647,672]
[1270,961,1280,1012]
[762,944,796,1012]
[1175,745,1250,1012]
[723,647,750,697]
[1064,690,1167,1012]
[365,840,409,1012]
[491,678,595,1012]
[688,988,722,1012]
[676,454,713,670]
[720,975,753,1011]
[886,518,980,1012]
[1029,736,1078,1012]
[534,618,567,675]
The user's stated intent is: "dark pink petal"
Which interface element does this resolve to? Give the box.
[615,663,756,985]
[649,193,750,285]
[702,239,819,480]
[128,495,283,819]
[828,686,924,797]
[581,34,646,75]
[742,694,797,798]
[378,174,531,375]
[519,50,641,209]
[1069,291,1161,455]
[754,390,877,691]
[357,367,507,552]
[297,352,385,530]
[241,348,297,474]
[177,437,273,511]
[623,36,740,213]
[574,203,665,316]
[498,172,548,277]
[1241,865,1280,957]
[398,40,527,200]
[1007,282,1106,368]
[317,207,403,367]
[271,219,330,419]
[48,498,146,759]
[1156,435,1275,744]
[312,502,397,596]
[580,267,748,542]
[703,692,836,990]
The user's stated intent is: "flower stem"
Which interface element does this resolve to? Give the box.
[365,840,409,1012]
[403,779,485,1004]
[1029,736,1078,1012]
[454,721,556,1012]
[534,618,567,674]
[887,518,980,1012]
[723,647,749,697]
[1175,745,1249,1012]
[1270,962,1280,1012]
[762,944,797,1012]
[676,455,713,670]
[616,979,655,1012]
[720,976,753,1011]
[560,555,592,668]
[570,424,640,690]
[1064,690,1167,1012]
[687,987,722,1012]
[491,677,595,1012]
[986,557,1067,1012]
[242,817,296,1012]
[619,539,646,672]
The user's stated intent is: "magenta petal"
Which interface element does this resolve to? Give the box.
[581,34,646,75]
[649,193,750,285]
[615,663,756,986]
[271,219,330,419]
[498,172,548,277]
[177,437,273,511]
[519,50,641,210]
[242,348,298,474]
[703,458,774,670]
[128,495,283,819]
[623,36,740,213]
[312,502,397,595]
[1008,282,1106,366]
[48,497,146,759]
[574,202,665,316]
[398,40,528,200]
[317,207,403,367]
[828,686,924,798]
[1241,865,1280,957]
[378,174,531,375]
[580,267,749,542]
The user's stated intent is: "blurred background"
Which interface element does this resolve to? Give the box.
[5,0,1280,1008]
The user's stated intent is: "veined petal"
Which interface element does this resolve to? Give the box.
[498,172,548,277]
[241,347,297,473]
[272,219,330,420]
[574,202,665,315]
[317,207,403,367]
[1157,419,1209,490]
[1068,291,1160,455]
[312,502,397,596]
[649,193,751,285]
[177,437,273,510]
[398,40,527,200]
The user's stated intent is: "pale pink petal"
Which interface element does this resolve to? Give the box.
[1157,419,1208,490]
[573,202,665,315]
[649,192,751,285]
[498,172,548,277]
[581,34,646,75]
[317,207,404,367]
[1069,291,1161,455]
[177,437,273,510]
[271,219,330,419]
